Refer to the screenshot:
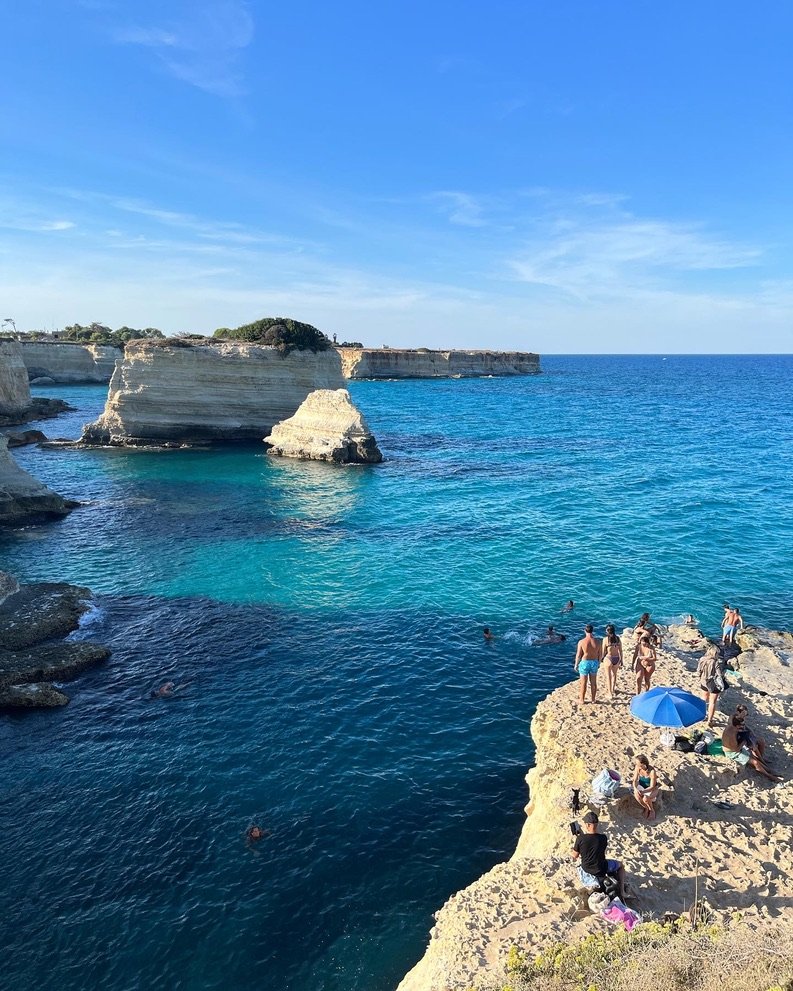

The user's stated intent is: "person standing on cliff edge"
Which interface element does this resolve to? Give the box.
[574,624,601,703]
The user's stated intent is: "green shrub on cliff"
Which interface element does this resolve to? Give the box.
[212,317,331,353]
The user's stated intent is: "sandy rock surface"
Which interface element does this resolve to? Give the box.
[265,388,382,463]
[399,624,793,991]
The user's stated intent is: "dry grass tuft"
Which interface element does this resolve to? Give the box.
[494,919,793,991]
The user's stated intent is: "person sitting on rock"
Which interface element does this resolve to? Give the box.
[722,714,782,782]
[733,705,772,767]
[571,811,627,900]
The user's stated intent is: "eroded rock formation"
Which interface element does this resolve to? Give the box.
[20,341,122,383]
[264,388,383,464]
[0,340,70,425]
[0,436,73,524]
[81,339,346,446]
[337,347,540,379]
[0,575,111,709]
[398,624,793,991]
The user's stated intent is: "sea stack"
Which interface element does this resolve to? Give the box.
[265,388,383,464]
[80,339,346,447]
[0,436,73,525]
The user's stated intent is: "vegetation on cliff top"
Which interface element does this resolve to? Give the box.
[213,317,331,353]
[494,917,792,991]
[16,324,165,349]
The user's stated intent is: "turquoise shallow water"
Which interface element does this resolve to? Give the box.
[1,355,792,990]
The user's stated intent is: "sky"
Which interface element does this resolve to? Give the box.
[1,0,792,352]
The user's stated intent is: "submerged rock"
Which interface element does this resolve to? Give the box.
[264,388,383,464]
[0,576,111,710]
[5,429,47,447]
[0,436,73,525]
[0,682,70,709]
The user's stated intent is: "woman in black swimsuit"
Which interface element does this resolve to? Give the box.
[600,624,623,699]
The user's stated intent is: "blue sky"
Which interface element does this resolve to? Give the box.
[2,0,792,351]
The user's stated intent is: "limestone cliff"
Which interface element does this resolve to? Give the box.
[337,348,540,379]
[398,625,793,991]
[20,341,122,383]
[0,340,32,407]
[81,340,346,446]
[264,388,383,464]
[0,340,70,425]
[0,436,72,524]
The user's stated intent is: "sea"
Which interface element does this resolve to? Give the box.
[1,354,792,991]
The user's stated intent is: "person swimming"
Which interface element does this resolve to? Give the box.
[150,680,192,699]
[562,600,575,613]
[483,627,494,641]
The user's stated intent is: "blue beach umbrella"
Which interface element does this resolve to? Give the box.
[630,686,706,728]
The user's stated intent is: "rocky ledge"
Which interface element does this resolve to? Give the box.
[0,436,75,525]
[264,388,383,464]
[337,347,540,379]
[0,574,111,709]
[398,624,792,991]
[80,339,346,446]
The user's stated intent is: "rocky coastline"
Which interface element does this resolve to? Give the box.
[337,347,540,379]
[0,573,111,709]
[398,623,792,991]
[0,435,75,524]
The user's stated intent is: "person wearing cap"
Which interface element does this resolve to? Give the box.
[571,811,626,900]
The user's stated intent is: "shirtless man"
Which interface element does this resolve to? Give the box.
[722,606,739,646]
[722,714,781,782]
[574,624,601,703]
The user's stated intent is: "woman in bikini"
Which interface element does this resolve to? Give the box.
[632,754,660,819]
[600,624,623,699]
[633,635,656,694]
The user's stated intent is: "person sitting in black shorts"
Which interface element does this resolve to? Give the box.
[571,810,627,900]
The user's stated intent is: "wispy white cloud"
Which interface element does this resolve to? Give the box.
[429,191,488,228]
[507,215,761,300]
[112,1,254,97]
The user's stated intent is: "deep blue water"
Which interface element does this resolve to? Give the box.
[1,355,792,990]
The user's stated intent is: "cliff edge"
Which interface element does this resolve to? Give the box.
[398,625,792,991]
[337,348,540,379]
[81,339,346,446]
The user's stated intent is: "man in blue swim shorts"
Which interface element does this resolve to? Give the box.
[574,624,601,704]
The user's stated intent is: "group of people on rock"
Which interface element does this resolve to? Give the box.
[572,613,663,704]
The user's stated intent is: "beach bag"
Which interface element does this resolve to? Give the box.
[591,768,621,799]
[588,891,610,912]
[674,735,693,752]
[713,667,726,693]
[693,739,708,755]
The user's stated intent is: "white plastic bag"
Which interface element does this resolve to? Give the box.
[591,768,621,798]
